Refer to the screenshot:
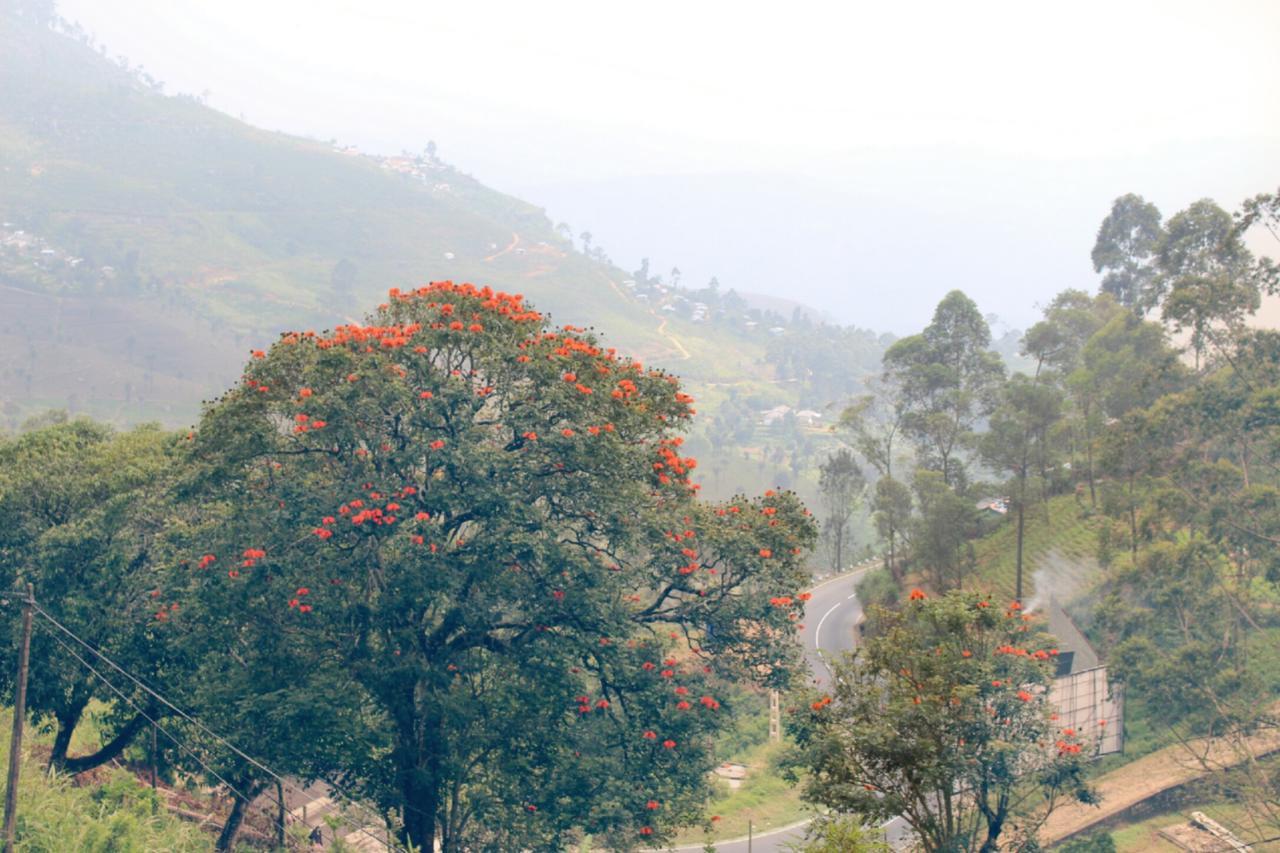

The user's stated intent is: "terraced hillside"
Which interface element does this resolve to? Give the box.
[0,12,811,432]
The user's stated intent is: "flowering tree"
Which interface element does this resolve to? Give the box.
[179,282,816,851]
[788,591,1095,853]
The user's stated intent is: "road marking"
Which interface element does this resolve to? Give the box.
[814,600,844,650]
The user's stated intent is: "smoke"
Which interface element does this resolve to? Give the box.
[1022,549,1096,615]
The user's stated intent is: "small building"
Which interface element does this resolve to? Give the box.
[975,497,1009,515]
[760,405,792,426]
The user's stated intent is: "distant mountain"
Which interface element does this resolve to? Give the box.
[0,11,811,429]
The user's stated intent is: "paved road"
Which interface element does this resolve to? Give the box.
[656,566,877,853]
[799,568,868,688]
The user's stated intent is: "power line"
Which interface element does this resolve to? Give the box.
[30,599,418,832]
[30,605,402,851]
[35,625,276,831]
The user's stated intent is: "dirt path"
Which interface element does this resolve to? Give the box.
[601,275,690,361]
[483,232,520,262]
[1040,720,1280,844]
[654,313,691,360]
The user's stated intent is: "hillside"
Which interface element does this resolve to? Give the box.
[0,13,868,440]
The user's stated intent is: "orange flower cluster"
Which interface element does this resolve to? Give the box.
[653,438,697,490]
[388,281,542,323]
[994,644,1059,660]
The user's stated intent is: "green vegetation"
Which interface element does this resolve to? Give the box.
[808,187,1280,849]
[675,740,811,846]
[970,495,1102,601]
[789,590,1096,852]
[0,710,209,852]
[0,283,819,851]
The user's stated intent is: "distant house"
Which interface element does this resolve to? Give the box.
[794,409,822,425]
[769,326,786,336]
[975,497,1009,515]
[761,405,792,426]
[443,252,455,260]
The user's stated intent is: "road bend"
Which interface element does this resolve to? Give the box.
[653,563,885,853]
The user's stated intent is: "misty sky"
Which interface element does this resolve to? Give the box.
[57,0,1280,332]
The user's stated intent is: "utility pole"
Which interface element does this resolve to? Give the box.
[769,689,780,742]
[150,725,158,815]
[4,584,35,853]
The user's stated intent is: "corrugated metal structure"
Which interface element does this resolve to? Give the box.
[1045,597,1124,757]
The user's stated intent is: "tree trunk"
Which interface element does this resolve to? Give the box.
[47,701,85,771]
[275,779,286,850]
[216,789,254,852]
[833,522,844,574]
[1085,420,1097,508]
[1128,474,1139,561]
[1015,498,1026,604]
[399,766,439,853]
[59,709,152,774]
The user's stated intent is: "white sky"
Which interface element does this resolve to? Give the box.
[57,0,1280,178]
[54,0,1280,330]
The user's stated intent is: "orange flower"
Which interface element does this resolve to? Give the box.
[909,588,926,600]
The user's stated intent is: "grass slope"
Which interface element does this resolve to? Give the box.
[0,709,210,851]
[970,494,1103,603]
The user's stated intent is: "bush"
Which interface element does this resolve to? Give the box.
[1058,831,1117,853]
[856,568,900,610]
[10,764,208,852]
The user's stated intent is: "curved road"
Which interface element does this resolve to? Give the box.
[658,565,876,853]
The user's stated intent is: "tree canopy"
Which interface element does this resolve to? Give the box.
[789,591,1095,853]
[176,281,817,851]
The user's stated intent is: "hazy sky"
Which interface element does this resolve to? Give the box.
[56,0,1280,331]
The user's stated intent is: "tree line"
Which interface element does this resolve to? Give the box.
[799,186,1280,848]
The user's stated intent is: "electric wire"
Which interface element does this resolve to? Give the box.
[30,605,402,851]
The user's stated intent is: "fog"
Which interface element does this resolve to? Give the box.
[55,0,1280,331]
